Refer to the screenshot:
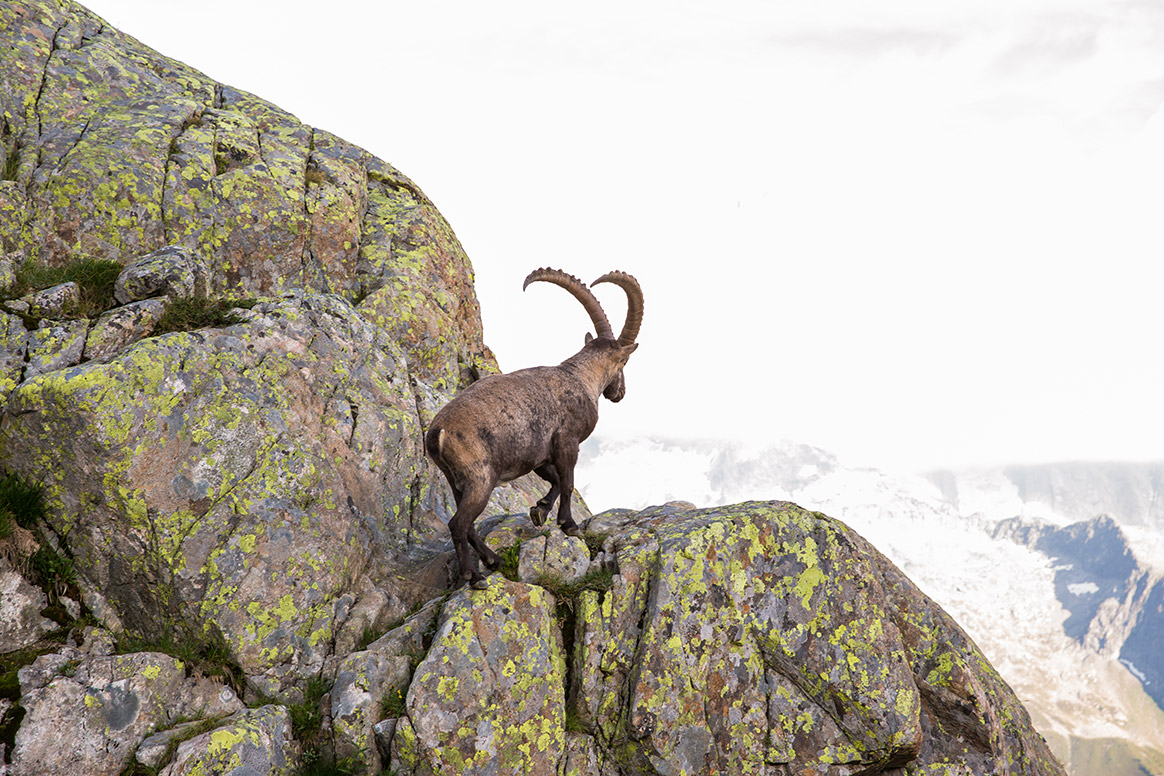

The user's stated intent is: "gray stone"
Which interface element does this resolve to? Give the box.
[10,650,244,776]
[0,556,54,652]
[83,297,168,361]
[23,318,88,379]
[24,282,79,318]
[134,720,203,770]
[0,310,27,405]
[394,578,566,776]
[158,705,298,776]
[113,245,208,304]
[0,253,15,290]
[517,531,591,585]
[331,649,412,771]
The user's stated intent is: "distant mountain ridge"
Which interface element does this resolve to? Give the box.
[994,514,1164,710]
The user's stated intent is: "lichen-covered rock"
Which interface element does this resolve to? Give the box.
[0,310,28,403]
[24,282,78,318]
[158,705,298,776]
[394,578,567,776]
[388,502,1063,776]
[23,318,88,379]
[82,297,168,361]
[0,293,430,691]
[0,0,494,395]
[0,556,54,652]
[113,244,208,304]
[10,649,244,776]
[518,530,592,584]
[330,648,412,771]
[0,253,15,288]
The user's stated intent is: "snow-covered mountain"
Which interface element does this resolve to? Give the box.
[576,437,1164,776]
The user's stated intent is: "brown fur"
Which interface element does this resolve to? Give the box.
[425,336,638,588]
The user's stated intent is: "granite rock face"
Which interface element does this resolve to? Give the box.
[0,0,493,399]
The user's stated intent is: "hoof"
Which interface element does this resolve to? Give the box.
[470,577,489,590]
[529,505,548,527]
[560,524,582,538]
[483,554,502,571]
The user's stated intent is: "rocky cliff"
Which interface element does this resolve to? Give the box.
[0,1,1064,774]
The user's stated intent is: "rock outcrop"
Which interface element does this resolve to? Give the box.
[0,1,1064,774]
[384,501,1062,776]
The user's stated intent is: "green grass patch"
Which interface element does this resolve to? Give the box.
[2,147,19,182]
[3,256,122,319]
[151,297,255,335]
[0,470,47,530]
[288,674,330,743]
[381,684,407,718]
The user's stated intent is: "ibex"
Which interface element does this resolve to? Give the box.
[425,268,644,589]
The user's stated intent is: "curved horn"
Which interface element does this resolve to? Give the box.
[523,267,614,339]
[591,271,643,346]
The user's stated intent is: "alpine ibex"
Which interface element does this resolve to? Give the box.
[425,267,644,588]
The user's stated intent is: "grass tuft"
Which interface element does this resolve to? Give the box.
[6,257,123,319]
[497,544,521,582]
[151,297,255,335]
[0,471,47,529]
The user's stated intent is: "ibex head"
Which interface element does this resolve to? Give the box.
[524,268,643,402]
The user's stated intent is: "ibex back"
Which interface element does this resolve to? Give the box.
[424,268,644,589]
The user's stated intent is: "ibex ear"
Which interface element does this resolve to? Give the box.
[625,342,639,354]
[584,332,594,344]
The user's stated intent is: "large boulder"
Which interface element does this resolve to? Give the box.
[10,647,244,776]
[392,578,568,776]
[386,502,1064,776]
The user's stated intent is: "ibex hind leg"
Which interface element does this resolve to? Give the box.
[468,523,501,572]
[551,451,583,538]
[529,464,561,528]
[448,485,492,589]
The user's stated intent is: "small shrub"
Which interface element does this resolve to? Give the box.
[497,544,521,582]
[152,297,255,335]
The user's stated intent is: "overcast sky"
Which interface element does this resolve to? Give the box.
[82,0,1164,472]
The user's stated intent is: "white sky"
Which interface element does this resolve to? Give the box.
[81,0,1164,472]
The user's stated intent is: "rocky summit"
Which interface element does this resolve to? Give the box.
[0,1,1064,774]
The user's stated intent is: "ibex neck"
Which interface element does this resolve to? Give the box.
[560,347,616,397]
